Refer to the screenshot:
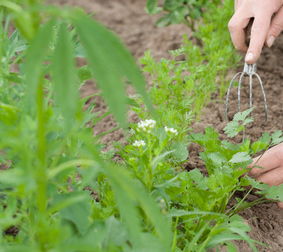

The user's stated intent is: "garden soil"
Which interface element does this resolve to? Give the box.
[52,1,283,251]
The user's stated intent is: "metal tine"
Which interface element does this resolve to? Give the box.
[225,72,241,121]
[255,73,268,123]
[237,71,245,112]
[225,63,268,123]
[249,73,252,117]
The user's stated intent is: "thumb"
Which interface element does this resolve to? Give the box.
[266,7,283,48]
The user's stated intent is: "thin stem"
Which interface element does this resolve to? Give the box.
[36,78,48,251]
[36,78,47,214]
[146,133,153,191]
[171,217,179,252]
[229,198,272,217]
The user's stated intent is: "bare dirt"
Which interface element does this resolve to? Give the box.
[52,0,283,251]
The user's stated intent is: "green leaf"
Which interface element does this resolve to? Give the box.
[52,22,78,129]
[156,14,172,27]
[171,142,188,162]
[251,141,268,153]
[146,0,162,14]
[104,216,128,246]
[0,102,18,125]
[77,65,93,87]
[189,169,207,190]
[59,193,91,235]
[259,132,271,144]
[224,121,239,138]
[25,19,55,111]
[229,152,251,164]
[152,150,175,171]
[233,108,253,122]
[271,130,283,146]
[127,97,141,108]
[226,241,238,252]
[64,220,107,250]
[72,13,153,128]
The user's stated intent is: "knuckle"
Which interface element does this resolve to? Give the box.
[228,20,237,31]
[270,23,283,36]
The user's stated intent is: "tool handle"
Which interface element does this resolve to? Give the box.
[245,18,254,47]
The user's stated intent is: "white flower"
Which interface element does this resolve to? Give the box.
[137,119,156,133]
[164,126,178,135]
[133,140,146,147]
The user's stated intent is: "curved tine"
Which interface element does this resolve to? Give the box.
[238,72,245,112]
[225,72,242,121]
[255,73,268,123]
[249,73,252,117]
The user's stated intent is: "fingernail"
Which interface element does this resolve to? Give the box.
[267,36,275,48]
[245,52,254,62]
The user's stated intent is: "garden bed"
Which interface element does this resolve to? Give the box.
[53,0,283,251]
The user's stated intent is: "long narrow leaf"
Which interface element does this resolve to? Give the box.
[72,13,154,128]
[107,164,172,250]
[52,21,78,129]
[25,19,55,111]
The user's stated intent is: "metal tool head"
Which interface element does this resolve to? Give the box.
[225,62,268,123]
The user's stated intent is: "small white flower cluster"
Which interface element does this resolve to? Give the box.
[137,119,156,133]
[133,140,146,147]
[164,126,178,135]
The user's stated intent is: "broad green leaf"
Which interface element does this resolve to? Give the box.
[105,216,129,246]
[233,108,253,122]
[242,116,254,126]
[207,152,226,168]
[146,0,162,14]
[251,141,267,153]
[229,152,251,164]
[259,132,271,144]
[224,121,239,138]
[52,22,78,129]
[271,130,283,145]
[25,19,55,110]
[59,192,91,235]
[189,168,207,190]
[156,13,172,27]
[171,142,189,162]
[0,102,18,125]
[72,13,153,128]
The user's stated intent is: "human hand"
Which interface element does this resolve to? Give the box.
[249,142,283,209]
[228,0,283,64]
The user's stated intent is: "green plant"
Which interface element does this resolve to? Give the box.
[114,108,283,251]
[146,0,221,31]
[0,1,172,251]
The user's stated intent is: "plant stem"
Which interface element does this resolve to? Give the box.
[172,217,179,252]
[146,133,153,191]
[37,78,47,213]
[36,77,48,251]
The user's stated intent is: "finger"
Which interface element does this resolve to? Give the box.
[265,6,283,48]
[277,201,283,209]
[228,12,251,52]
[249,143,283,176]
[235,0,244,10]
[252,167,283,186]
[245,15,272,64]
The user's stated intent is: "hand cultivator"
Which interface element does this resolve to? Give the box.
[225,18,268,123]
